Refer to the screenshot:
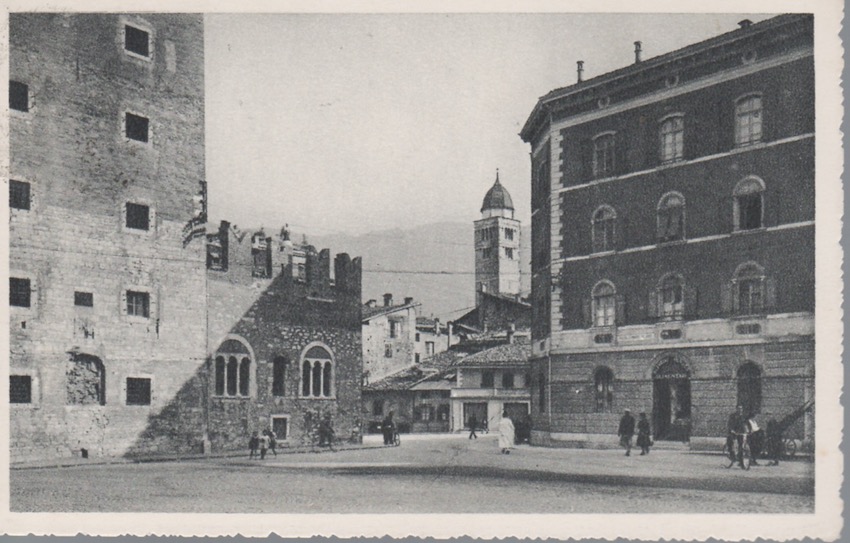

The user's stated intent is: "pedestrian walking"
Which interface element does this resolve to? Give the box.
[618,409,636,456]
[264,428,277,456]
[468,414,478,440]
[319,413,335,449]
[248,431,259,459]
[258,431,269,460]
[766,417,782,466]
[382,411,395,446]
[498,411,515,454]
[726,405,748,468]
[636,412,652,455]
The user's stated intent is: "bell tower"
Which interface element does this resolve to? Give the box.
[474,170,521,303]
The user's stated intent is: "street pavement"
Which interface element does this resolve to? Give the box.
[10,433,813,514]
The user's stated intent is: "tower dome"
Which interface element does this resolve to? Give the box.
[480,170,514,213]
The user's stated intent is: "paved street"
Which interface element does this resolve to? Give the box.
[11,434,813,514]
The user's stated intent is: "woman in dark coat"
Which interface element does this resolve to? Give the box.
[636,412,652,455]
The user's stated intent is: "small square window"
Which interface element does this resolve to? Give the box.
[125,112,149,142]
[10,81,28,112]
[10,277,31,307]
[125,202,150,230]
[10,375,32,404]
[124,25,150,58]
[10,180,30,210]
[126,290,150,318]
[126,377,151,405]
[74,291,94,307]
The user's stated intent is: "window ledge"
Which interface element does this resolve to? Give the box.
[299,396,337,401]
[656,238,687,246]
[212,395,252,400]
[731,227,767,235]
[590,249,617,257]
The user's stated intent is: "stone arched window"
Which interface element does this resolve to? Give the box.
[594,366,614,413]
[733,177,765,231]
[656,192,685,242]
[592,132,616,178]
[737,362,762,417]
[735,94,763,147]
[658,274,684,318]
[725,261,775,317]
[301,344,334,398]
[214,338,253,398]
[659,114,684,163]
[591,205,616,253]
[592,281,617,327]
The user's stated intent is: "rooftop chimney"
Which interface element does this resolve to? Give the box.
[634,41,642,64]
[738,19,753,29]
[404,296,414,306]
[383,293,393,307]
[434,317,440,335]
[507,323,516,344]
[576,60,584,83]
[365,299,377,308]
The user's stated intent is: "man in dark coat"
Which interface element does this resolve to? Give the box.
[468,414,478,440]
[382,411,395,446]
[726,405,748,468]
[618,409,636,456]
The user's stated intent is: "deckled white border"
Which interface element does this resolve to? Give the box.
[0,0,843,540]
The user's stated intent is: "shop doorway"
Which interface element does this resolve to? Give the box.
[463,402,488,430]
[653,358,691,441]
[504,402,531,444]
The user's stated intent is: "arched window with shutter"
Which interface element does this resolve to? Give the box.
[591,281,617,327]
[659,114,685,163]
[733,176,765,231]
[656,192,685,242]
[591,205,617,253]
[592,132,616,178]
[722,262,775,316]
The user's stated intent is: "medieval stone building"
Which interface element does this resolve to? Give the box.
[9,13,208,461]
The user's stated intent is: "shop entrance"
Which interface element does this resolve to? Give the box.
[653,358,691,441]
[463,402,488,430]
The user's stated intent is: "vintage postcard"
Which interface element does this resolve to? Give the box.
[0,0,843,540]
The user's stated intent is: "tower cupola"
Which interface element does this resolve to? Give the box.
[480,170,515,219]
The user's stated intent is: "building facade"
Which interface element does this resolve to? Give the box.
[474,172,522,301]
[9,14,208,461]
[414,317,458,364]
[520,15,814,449]
[206,222,363,450]
[362,294,418,384]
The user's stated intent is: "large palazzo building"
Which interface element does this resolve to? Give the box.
[520,15,814,449]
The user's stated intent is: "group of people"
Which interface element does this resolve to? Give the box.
[617,409,652,456]
[726,404,783,468]
[248,428,277,459]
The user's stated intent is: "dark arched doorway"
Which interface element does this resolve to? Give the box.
[653,357,691,441]
[737,362,762,418]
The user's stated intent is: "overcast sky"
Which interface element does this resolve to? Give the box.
[204,13,771,236]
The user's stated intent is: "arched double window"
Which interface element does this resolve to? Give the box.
[735,94,763,147]
[594,367,614,413]
[592,205,616,253]
[733,177,765,231]
[657,192,685,242]
[659,115,684,163]
[214,338,252,397]
[733,262,766,316]
[300,344,334,398]
[592,281,617,327]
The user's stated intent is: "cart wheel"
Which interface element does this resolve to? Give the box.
[393,433,400,446]
[782,438,797,459]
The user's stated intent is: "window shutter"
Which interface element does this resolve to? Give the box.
[580,138,593,182]
[615,293,627,326]
[150,287,160,320]
[720,281,734,316]
[119,289,128,316]
[764,277,777,312]
[647,289,659,319]
[616,132,628,175]
[655,212,665,242]
[684,284,698,319]
[581,298,592,328]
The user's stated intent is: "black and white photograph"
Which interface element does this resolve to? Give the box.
[2,1,843,540]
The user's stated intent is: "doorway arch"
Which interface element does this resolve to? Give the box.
[652,357,691,441]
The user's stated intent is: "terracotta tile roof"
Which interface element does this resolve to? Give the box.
[362,302,418,321]
[363,366,433,391]
[457,338,532,368]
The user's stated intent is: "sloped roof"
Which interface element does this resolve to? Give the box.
[362,302,418,321]
[420,349,469,369]
[457,338,532,368]
[363,366,434,392]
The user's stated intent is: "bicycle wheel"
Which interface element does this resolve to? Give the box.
[782,438,797,459]
[393,432,400,446]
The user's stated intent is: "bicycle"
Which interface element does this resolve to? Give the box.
[392,430,401,447]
